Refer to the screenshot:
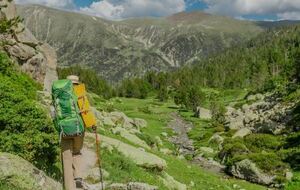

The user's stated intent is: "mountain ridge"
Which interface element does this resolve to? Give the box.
[17,4,268,81]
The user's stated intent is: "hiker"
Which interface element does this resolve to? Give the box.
[52,75,102,190]
[51,75,85,190]
[62,75,85,190]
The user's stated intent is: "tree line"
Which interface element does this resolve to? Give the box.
[58,25,300,110]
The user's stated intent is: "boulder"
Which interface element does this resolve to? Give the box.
[193,155,225,173]
[0,152,62,190]
[160,148,172,155]
[285,171,293,181]
[5,43,36,61]
[103,116,115,126]
[133,118,148,128]
[108,183,127,190]
[108,182,157,190]
[14,28,40,47]
[195,107,212,120]
[86,133,167,171]
[22,53,47,83]
[111,127,150,149]
[86,168,109,183]
[159,172,187,190]
[230,159,275,185]
[244,112,259,125]
[209,133,224,145]
[109,112,134,129]
[127,182,158,190]
[225,108,244,130]
[232,128,252,138]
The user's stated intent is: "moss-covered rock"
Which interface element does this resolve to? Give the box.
[0,152,62,190]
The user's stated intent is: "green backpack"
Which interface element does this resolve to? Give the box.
[51,79,84,137]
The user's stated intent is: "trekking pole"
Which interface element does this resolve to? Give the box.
[92,126,104,190]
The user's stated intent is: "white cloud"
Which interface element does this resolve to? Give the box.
[79,0,186,20]
[278,11,300,20]
[15,0,75,9]
[202,0,300,20]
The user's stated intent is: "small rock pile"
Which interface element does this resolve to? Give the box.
[225,93,294,136]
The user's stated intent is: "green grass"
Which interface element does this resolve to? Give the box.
[285,172,300,190]
[101,148,167,189]
[92,96,267,190]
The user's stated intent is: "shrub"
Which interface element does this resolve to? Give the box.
[244,134,283,152]
[136,133,156,148]
[0,52,59,175]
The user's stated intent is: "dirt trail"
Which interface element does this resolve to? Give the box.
[77,134,104,190]
[167,112,195,156]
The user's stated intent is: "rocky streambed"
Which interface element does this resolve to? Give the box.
[167,112,225,174]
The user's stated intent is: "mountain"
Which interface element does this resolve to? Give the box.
[17,5,264,81]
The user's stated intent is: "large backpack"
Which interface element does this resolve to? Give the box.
[51,79,84,137]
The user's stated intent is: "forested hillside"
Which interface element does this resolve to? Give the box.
[111,25,300,101]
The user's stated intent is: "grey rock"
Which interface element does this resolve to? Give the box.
[209,133,224,145]
[230,159,275,185]
[0,0,16,20]
[22,53,47,83]
[111,127,150,149]
[285,171,293,181]
[103,116,115,126]
[86,133,167,171]
[6,43,36,60]
[38,43,58,92]
[109,183,127,190]
[0,152,62,190]
[86,168,109,183]
[14,28,39,47]
[160,148,172,155]
[232,128,252,138]
[127,182,158,190]
[195,107,212,119]
[199,147,214,154]
[133,118,148,128]
[159,172,187,190]
[193,155,225,174]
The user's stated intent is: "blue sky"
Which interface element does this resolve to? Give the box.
[16,0,300,21]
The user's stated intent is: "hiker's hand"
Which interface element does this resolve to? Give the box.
[92,125,97,132]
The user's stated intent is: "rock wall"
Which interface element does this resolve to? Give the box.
[0,0,57,91]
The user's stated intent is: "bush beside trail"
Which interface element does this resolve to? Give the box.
[0,52,59,177]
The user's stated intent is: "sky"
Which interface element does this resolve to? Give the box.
[15,0,300,21]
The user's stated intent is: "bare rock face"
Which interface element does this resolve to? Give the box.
[0,0,57,90]
[0,0,16,20]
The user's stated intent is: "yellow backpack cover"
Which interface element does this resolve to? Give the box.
[73,84,96,128]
